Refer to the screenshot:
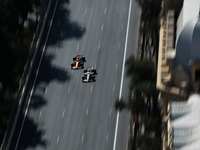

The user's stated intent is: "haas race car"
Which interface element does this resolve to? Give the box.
[82,67,97,82]
[70,54,86,69]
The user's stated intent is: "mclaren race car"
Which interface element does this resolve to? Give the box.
[70,54,85,69]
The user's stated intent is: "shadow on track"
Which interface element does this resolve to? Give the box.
[37,53,71,84]
[48,0,86,46]
[13,0,85,149]
[17,117,49,149]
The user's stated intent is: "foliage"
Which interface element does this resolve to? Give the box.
[136,133,161,150]
[126,55,156,88]
[142,114,158,132]
[115,98,126,111]
[0,0,34,144]
[136,0,162,60]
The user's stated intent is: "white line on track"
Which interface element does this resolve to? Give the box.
[86,108,88,116]
[109,108,112,116]
[98,43,101,50]
[77,43,79,51]
[56,42,58,52]
[101,24,104,32]
[113,83,115,92]
[57,134,60,144]
[104,7,107,14]
[68,85,70,93]
[124,7,126,13]
[90,84,93,93]
[39,110,42,119]
[115,62,118,70]
[81,134,84,143]
[45,87,48,95]
[62,109,65,118]
[106,133,109,142]
[119,43,121,49]
[95,63,97,68]
[14,0,59,149]
[113,0,132,149]
[84,8,87,15]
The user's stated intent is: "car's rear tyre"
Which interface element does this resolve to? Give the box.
[93,70,96,74]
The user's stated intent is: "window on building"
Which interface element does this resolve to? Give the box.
[195,69,200,81]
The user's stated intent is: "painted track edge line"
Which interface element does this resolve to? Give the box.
[112,0,132,150]
[14,0,59,149]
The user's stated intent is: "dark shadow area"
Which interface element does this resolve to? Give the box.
[47,0,86,46]
[17,116,49,150]
[171,112,188,120]
[36,53,71,85]
[29,95,47,110]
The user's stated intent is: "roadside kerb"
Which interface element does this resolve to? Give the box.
[0,0,54,149]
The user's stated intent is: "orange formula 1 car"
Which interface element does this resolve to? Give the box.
[70,54,86,69]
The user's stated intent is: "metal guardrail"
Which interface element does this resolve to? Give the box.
[0,0,53,149]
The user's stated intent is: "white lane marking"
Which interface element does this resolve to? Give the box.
[115,62,118,70]
[106,133,109,142]
[124,7,126,13]
[86,108,88,116]
[113,83,115,92]
[121,24,123,30]
[77,43,79,51]
[45,87,48,95]
[109,108,112,116]
[113,0,132,149]
[95,63,97,68]
[101,24,104,32]
[84,8,87,15]
[81,134,84,143]
[90,84,93,93]
[104,7,107,14]
[57,134,60,144]
[119,43,121,49]
[98,43,101,50]
[56,42,58,52]
[62,109,65,118]
[68,85,70,93]
[15,0,59,148]
[39,110,42,119]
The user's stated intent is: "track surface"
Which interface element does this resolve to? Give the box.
[10,0,140,149]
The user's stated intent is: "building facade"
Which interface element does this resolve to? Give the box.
[157,0,200,149]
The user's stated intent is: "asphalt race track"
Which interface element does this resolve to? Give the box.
[10,0,140,149]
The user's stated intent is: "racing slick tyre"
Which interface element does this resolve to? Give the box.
[82,57,86,62]
[93,69,96,74]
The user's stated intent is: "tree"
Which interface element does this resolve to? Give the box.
[136,133,161,150]
[136,0,161,60]
[125,55,156,85]
[115,98,126,111]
